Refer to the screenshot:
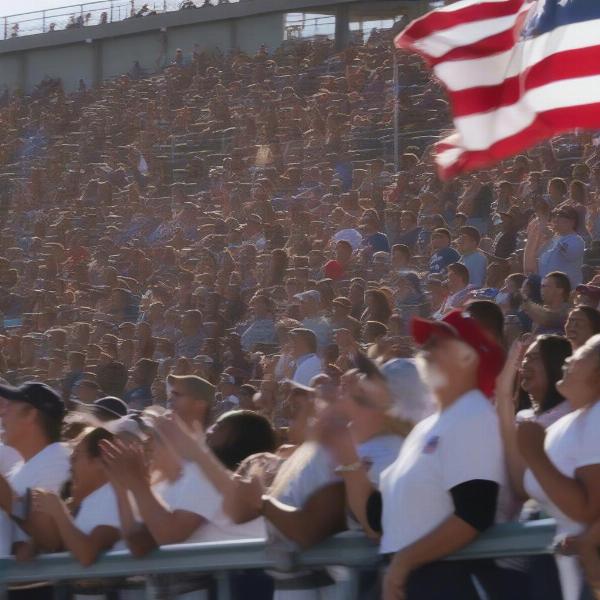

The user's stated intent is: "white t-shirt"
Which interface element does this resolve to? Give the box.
[8,442,70,496]
[524,401,600,600]
[0,443,71,556]
[268,443,340,589]
[74,483,123,550]
[380,390,504,554]
[153,462,221,543]
[194,510,266,543]
[357,435,403,486]
[348,435,403,531]
[0,445,22,477]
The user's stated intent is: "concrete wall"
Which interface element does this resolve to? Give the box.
[0,0,425,92]
[0,53,21,90]
[26,44,95,91]
[102,32,162,79]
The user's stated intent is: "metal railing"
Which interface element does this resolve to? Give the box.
[0,520,557,600]
[1,1,241,39]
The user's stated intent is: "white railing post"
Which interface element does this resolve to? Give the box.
[42,10,46,32]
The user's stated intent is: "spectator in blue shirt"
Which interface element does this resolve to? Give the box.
[538,206,585,288]
[360,211,390,254]
[175,310,206,358]
[240,293,277,352]
[458,226,488,288]
[394,210,422,253]
[429,228,460,275]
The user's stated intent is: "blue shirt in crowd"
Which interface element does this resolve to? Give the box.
[538,233,585,288]
[429,247,461,275]
[459,251,488,288]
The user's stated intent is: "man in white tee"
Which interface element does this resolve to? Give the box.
[289,328,323,387]
[0,382,70,556]
[379,310,507,599]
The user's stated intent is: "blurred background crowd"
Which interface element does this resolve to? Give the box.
[0,20,600,600]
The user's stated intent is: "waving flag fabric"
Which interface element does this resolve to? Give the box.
[394,0,600,179]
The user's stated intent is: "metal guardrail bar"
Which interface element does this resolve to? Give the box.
[0,520,556,585]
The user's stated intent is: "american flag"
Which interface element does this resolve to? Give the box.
[395,0,600,179]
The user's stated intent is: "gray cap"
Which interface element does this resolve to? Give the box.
[381,358,435,424]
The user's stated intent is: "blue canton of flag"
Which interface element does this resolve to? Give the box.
[522,0,595,40]
[396,0,600,179]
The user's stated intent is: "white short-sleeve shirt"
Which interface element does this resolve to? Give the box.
[379,390,504,554]
[0,443,71,556]
[524,401,600,600]
[0,446,22,477]
[74,483,122,551]
[154,461,221,540]
[357,435,403,487]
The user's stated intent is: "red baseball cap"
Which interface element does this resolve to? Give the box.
[410,310,505,398]
[324,260,344,280]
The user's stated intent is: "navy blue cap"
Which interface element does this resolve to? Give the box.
[0,382,65,420]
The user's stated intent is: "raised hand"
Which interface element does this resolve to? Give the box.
[30,489,63,519]
[517,421,547,465]
[154,414,204,461]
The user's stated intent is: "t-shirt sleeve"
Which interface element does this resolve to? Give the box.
[10,450,70,496]
[576,404,600,469]
[439,411,504,491]
[30,457,71,495]
[167,463,222,523]
[79,491,121,535]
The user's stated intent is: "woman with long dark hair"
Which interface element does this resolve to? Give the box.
[361,289,392,326]
[497,335,573,498]
[516,334,600,600]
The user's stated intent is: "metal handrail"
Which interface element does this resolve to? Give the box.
[0,520,557,596]
[0,1,215,39]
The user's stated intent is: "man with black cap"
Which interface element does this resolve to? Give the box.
[0,382,69,555]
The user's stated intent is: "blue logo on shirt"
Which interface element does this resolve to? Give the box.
[423,436,440,454]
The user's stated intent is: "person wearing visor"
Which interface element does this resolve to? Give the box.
[326,310,506,599]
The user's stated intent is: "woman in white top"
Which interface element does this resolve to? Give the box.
[517,333,600,600]
[496,335,573,599]
[157,401,346,600]
[31,427,121,565]
[103,410,278,599]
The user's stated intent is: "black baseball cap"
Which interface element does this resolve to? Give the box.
[73,396,129,422]
[0,382,65,420]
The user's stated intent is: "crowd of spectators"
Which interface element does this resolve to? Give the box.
[1,22,600,600]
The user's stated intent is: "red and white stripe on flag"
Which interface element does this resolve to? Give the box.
[394,0,600,179]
